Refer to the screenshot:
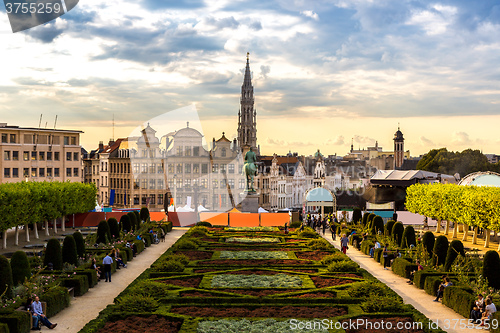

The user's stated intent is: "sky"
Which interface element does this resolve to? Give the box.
[1,0,500,157]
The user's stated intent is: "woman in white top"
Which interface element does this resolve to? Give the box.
[480,298,497,326]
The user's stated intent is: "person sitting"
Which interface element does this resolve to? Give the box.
[152,231,160,244]
[370,241,381,258]
[90,258,104,280]
[113,248,127,268]
[407,260,423,285]
[471,294,485,323]
[433,276,452,302]
[299,223,305,232]
[32,296,57,329]
[23,297,40,330]
[480,298,497,326]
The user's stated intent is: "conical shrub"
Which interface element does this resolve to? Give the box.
[422,231,435,257]
[483,250,500,289]
[97,220,111,244]
[0,255,13,297]
[73,231,86,258]
[44,238,63,270]
[10,251,30,286]
[128,212,138,232]
[62,235,78,266]
[140,207,150,223]
[392,222,404,245]
[432,235,448,267]
[385,220,395,236]
[108,217,120,240]
[120,214,131,233]
[352,208,362,224]
[444,240,464,271]
[401,226,416,248]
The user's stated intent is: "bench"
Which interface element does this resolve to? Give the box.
[68,287,75,298]
[16,301,46,329]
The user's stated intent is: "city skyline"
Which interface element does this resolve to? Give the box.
[1,1,500,156]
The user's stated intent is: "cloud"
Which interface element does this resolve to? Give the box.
[203,16,240,30]
[420,136,434,146]
[260,65,270,79]
[353,135,375,146]
[23,23,64,43]
[325,135,344,145]
[301,10,319,20]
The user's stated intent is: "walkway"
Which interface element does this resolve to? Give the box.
[322,234,479,333]
[49,228,186,332]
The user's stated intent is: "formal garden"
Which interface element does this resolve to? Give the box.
[76,223,445,333]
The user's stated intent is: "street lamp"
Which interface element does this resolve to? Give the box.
[173,174,177,213]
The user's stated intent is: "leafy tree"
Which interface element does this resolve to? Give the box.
[62,235,78,266]
[10,251,30,286]
[417,148,493,177]
[44,238,63,270]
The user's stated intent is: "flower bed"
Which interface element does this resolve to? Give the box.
[197,259,312,266]
[219,251,289,259]
[160,276,202,288]
[295,251,335,260]
[193,269,318,274]
[170,306,347,318]
[95,315,182,333]
[226,237,281,243]
[310,276,356,288]
[175,251,213,260]
[211,273,303,288]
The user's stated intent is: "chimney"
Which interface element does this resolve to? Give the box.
[99,141,104,150]
[108,139,115,146]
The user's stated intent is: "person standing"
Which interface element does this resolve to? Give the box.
[340,234,349,254]
[322,219,326,236]
[383,244,390,270]
[103,252,113,282]
[32,296,57,329]
[331,221,336,241]
[392,209,398,222]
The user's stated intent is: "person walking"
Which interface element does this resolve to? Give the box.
[340,234,349,254]
[103,252,113,282]
[331,221,336,241]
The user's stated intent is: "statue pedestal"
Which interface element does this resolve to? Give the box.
[239,193,259,213]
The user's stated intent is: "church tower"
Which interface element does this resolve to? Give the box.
[237,52,257,153]
[393,125,404,169]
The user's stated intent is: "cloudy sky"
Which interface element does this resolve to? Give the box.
[1,0,500,156]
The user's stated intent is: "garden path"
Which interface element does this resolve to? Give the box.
[49,228,186,332]
[323,234,481,333]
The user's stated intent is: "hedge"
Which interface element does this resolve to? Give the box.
[392,258,418,279]
[373,248,384,263]
[141,233,153,247]
[42,286,71,318]
[0,323,8,333]
[60,274,89,297]
[361,241,374,256]
[75,269,98,288]
[442,286,475,318]
[133,239,145,254]
[0,310,29,333]
[424,275,442,297]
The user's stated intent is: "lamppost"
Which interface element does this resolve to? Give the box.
[173,174,177,213]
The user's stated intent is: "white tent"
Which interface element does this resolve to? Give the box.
[258,207,269,213]
[176,205,195,212]
[198,205,209,212]
[167,206,175,212]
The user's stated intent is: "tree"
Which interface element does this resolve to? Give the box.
[352,208,362,224]
[392,222,404,245]
[128,212,138,232]
[121,214,131,233]
[417,148,493,176]
[108,218,120,240]
[10,251,30,286]
[422,231,435,257]
[97,220,111,244]
[140,207,150,223]
[444,240,465,271]
[371,216,384,235]
[0,255,13,297]
[44,238,63,270]
[401,226,416,248]
[432,235,449,267]
[62,235,78,266]
[361,212,370,226]
[483,250,500,289]
[73,231,86,258]
[385,220,395,236]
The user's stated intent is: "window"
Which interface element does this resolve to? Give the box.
[149,164,155,173]
[201,179,207,188]
[12,168,18,177]
[47,168,52,177]
[212,180,218,188]
[202,164,208,174]
[228,164,235,174]
[134,195,139,205]
[47,152,52,160]
[228,179,234,189]
[4,151,10,160]
[221,179,227,188]
[176,146,183,156]
[142,195,147,205]
[133,163,139,174]
[212,164,218,173]
[39,151,45,161]
[238,164,243,174]
[31,168,37,177]
[221,194,227,206]
[157,163,163,173]
[221,148,226,157]
[10,151,18,161]
[193,164,200,173]
[66,152,71,161]
[66,168,73,177]
[23,151,29,161]
[185,146,191,156]
[54,152,60,161]
[149,194,156,205]
[31,151,36,160]
[168,164,174,173]
[185,163,191,173]
[9,134,15,143]
[39,168,45,177]
[141,179,147,189]
[23,168,29,177]
[54,168,60,177]
[184,178,191,188]
[1,134,7,143]
[176,163,182,174]
[71,137,76,145]
[158,194,164,205]
[220,164,226,173]
[239,179,245,189]
[149,179,156,189]
[193,146,200,156]
[64,136,69,145]
[73,168,79,177]
[4,168,10,178]
[73,152,79,161]
[141,163,147,173]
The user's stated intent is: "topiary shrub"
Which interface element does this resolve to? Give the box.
[361,212,370,226]
[321,253,349,265]
[140,207,150,222]
[366,213,376,230]
[10,251,30,286]
[422,231,435,257]
[107,218,120,240]
[127,212,138,232]
[134,211,141,227]
[352,208,362,224]
[392,222,404,245]
[289,221,302,228]
[0,255,13,297]
[127,280,172,299]
[371,216,384,235]
[444,240,465,271]
[348,281,387,298]
[432,235,449,267]
[299,228,318,238]
[400,225,416,248]
[72,231,86,258]
[361,296,404,313]
[385,220,395,236]
[327,261,359,272]
[62,235,78,266]
[115,294,159,313]
[173,239,198,250]
[120,214,131,233]
[483,250,500,289]
[196,221,212,227]
[96,220,111,244]
[188,226,208,237]
[44,238,63,270]
[306,238,332,251]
